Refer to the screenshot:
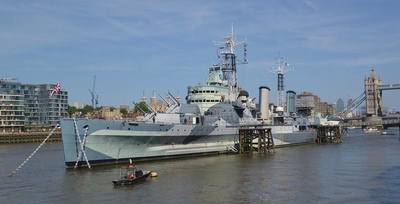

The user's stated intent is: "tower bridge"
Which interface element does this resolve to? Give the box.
[377,84,400,90]
[339,69,400,116]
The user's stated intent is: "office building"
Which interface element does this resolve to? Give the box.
[336,98,344,112]
[0,80,68,128]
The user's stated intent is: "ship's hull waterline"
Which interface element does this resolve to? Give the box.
[61,119,316,168]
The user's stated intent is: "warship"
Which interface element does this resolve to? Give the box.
[60,26,322,168]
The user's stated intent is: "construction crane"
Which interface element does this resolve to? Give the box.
[88,76,99,108]
[0,78,18,82]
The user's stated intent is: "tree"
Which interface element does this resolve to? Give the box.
[120,108,128,114]
[82,105,94,115]
[67,105,77,116]
[133,102,150,113]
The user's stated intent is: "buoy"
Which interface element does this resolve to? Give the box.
[151,172,158,177]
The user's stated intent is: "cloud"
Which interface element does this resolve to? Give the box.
[341,55,400,67]
[304,0,319,12]
[25,60,46,66]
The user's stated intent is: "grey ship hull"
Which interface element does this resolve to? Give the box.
[60,118,316,168]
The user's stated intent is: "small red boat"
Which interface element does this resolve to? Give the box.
[112,160,151,185]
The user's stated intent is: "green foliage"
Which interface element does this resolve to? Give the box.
[67,105,77,116]
[134,102,150,113]
[82,105,94,115]
[67,104,97,116]
[110,107,115,112]
[120,108,128,114]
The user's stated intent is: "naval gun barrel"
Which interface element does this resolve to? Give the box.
[157,92,171,106]
[167,92,180,106]
[143,102,157,114]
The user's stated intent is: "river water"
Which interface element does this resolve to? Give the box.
[1,129,400,204]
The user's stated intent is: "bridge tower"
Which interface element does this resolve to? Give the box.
[364,68,383,116]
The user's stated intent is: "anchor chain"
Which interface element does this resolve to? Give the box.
[9,124,59,177]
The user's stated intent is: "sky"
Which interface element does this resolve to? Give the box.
[1,0,400,110]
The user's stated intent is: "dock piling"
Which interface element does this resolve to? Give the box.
[316,125,342,144]
[239,126,274,154]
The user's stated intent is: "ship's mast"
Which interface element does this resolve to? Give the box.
[269,53,293,108]
[214,24,247,89]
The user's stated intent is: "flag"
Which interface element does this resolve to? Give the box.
[284,62,289,66]
[50,81,61,97]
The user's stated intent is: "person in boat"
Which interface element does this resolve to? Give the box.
[127,164,137,179]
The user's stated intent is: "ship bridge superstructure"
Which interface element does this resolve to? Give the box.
[186,25,248,114]
[186,66,230,114]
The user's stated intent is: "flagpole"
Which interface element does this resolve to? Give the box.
[50,80,61,125]
[59,90,61,121]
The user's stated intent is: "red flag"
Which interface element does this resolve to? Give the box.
[50,81,60,97]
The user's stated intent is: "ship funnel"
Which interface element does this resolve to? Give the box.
[286,90,296,113]
[259,86,270,120]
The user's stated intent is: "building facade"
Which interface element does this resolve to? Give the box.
[0,80,68,128]
[0,94,25,132]
[296,91,336,116]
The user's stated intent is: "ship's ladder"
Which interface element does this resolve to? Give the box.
[226,143,240,153]
[73,118,91,169]
[226,134,240,153]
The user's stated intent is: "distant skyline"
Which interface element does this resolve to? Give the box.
[1,0,399,110]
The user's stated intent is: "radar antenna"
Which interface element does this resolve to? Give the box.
[268,53,294,108]
[214,24,248,89]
